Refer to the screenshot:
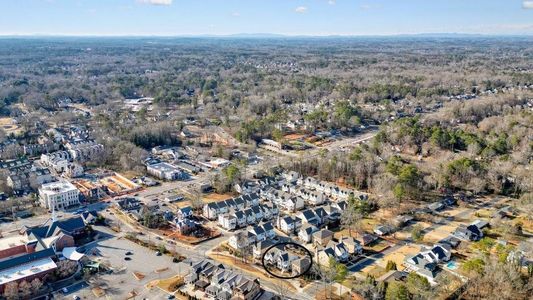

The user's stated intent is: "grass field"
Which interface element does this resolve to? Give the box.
[0,117,22,134]
[155,275,184,293]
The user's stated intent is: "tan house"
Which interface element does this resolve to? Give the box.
[312,229,334,247]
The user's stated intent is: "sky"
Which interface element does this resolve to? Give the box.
[0,0,532,36]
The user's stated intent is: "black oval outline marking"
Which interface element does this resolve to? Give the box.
[261,242,313,279]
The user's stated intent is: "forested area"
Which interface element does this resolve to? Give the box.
[0,37,532,299]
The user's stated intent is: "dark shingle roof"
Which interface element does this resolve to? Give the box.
[262,222,274,231]
[27,217,85,238]
[301,210,316,220]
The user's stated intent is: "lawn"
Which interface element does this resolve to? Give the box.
[172,192,233,208]
[364,239,390,252]
[156,275,185,293]
[0,117,22,134]
[423,223,458,243]
[380,244,422,271]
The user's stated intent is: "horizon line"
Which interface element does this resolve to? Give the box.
[0,32,533,39]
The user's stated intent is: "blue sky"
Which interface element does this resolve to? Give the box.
[1,0,532,36]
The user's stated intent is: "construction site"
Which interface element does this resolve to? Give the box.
[73,171,142,200]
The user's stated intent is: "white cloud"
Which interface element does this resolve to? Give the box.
[523,1,533,9]
[360,3,382,10]
[137,0,172,6]
[231,12,241,17]
[328,0,336,5]
[295,6,308,13]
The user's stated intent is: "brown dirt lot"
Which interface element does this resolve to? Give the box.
[172,193,233,209]
[284,133,307,140]
[380,244,422,271]
[423,223,460,243]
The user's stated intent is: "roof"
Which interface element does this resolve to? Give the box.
[39,180,79,195]
[80,211,98,222]
[438,236,460,247]
[206,202,218,209]
[471,219,489,229]
[467,224,482,236]
[225,198,236,207]
[262,222,274,231]
[314,207,327,218]
[291,257,311,270]
[0,257,57,285]
[27,216,85,239]
[301,210,317,221]
[431,245,450,260]
[405,253,437,272]
[313,229,334,239]
[179,206,192,214]
[0,248,56,272]
[300,224,319,235]
[62,247,84,261]
[251,226,265,235]
[254,240,274,251]
[336,201,347,210]
[0,235,29,251]
[428,202,444,210]
[340,236,361,246]
[282,216,294,224]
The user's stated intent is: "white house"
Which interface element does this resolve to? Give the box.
[177,206,193,220]
[277,216,296,234]
[297,210,320,227]
[218,214,237,230]
[253,240,275,259]
[262,222,276,239]
[243,208,256,225]
[233,210,247,227]
[307,191,326,205]
[203,202,220,220]
[283,197,304,212]
[317,242,349,266]
[339,236,363,256]
[249,226,266,242]
[251,206,264,221]
[282,171,300,183]
[298,224,319,243]
[229,231,256,249]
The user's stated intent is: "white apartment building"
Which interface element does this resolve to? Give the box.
[39,180,80,210]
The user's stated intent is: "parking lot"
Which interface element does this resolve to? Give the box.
[69,226,186,299]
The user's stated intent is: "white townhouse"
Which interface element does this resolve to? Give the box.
[218,214,237,230]
[282,197,304,212]
[298,224,319,243]
[277,216,296,234]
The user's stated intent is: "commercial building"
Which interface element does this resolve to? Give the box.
[147,162,189,181]
[39,180,80,210]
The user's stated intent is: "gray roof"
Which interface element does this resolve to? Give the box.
[313,229,333,239]
[0,248,55,271]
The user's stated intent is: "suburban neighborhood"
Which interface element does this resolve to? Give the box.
[0,5,532,299]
